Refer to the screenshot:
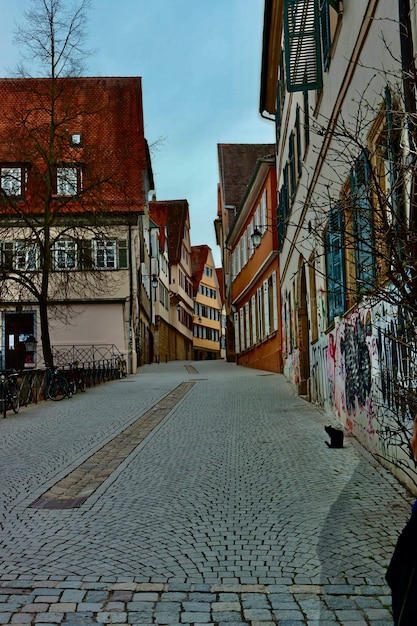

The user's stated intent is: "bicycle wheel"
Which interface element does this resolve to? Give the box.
[48,375,70,401]
[0,382,6,418]
[78,374,86,392]
[9,382,20,413]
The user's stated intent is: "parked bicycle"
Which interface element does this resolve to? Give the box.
[44,365,71,401]
[115,354,127,378]
[0,369,20,418]
[66,361,86,394]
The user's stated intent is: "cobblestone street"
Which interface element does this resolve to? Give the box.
[0,360,413,625]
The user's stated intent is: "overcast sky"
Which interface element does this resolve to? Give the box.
[0,0,274,265]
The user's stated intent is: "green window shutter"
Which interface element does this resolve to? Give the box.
[295,105,302,173]
[289,131,296,199]
[277,195,285,252]
[79,240,93,269]
[275,80,282,140]
[350,149,376,293]
[284,0,323,92]
[325,206,346,321]
[118,240,128,269]
[1,242,14,270]
[385,86,404,223]
[320,0,331,70]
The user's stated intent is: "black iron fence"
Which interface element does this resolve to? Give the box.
[13,346,125,408]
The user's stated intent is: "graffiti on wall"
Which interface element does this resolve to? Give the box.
[340,311,372,413]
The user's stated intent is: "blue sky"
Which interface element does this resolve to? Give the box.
[0,0,274,265]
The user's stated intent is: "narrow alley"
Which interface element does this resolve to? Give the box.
[0,360,411,625]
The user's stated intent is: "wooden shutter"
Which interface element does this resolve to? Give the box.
[284,0,323,92]
[325,206,346,321]
[350,150,376,292]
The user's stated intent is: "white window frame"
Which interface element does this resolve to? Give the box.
[1,167,23,196]
[15,241,39,270]
[53,240,77,270]
[56,166,80,196]
[94,240,117,269]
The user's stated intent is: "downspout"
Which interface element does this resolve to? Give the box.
[128,225,133,373]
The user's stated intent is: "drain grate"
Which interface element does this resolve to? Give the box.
[30,382,196,510]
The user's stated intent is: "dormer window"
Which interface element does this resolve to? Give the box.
[55,165,82,196]
[70,133,82,147]
[1,165,25,198]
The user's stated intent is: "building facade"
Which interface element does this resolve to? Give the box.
[227,155,282,373]
[260,0,417,489]
[149,199,193,361]
[191,245,222,360]
[0,77,154,373]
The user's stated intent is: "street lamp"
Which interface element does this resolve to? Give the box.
[251,227,263,248]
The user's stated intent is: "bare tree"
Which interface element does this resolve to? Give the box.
[0,0,139,367]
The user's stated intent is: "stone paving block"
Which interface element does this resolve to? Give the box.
[34,614,64,623]
[48,604,77,613]
[180,612,212,623]
[10,615,32,623]
[96,611,127,623]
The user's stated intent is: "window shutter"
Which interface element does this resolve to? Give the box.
[284,0,323,92]
[325,207,346,321]
[118,240,128,269]
[2,242,14,270]
[80,240,93,269]
[245,303,250,348]
[385,86,403,222]
[319,0,331,70]
[263,280,270,336]
[295,105,302,174]
[350,150,375,292]
[272,271,278,332]
[251,295,257,344]
[239,308,245,351]
[289,131,296,199]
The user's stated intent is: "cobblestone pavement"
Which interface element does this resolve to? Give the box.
[0,360,414,625]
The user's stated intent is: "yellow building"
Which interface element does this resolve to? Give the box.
[191,245,222,360]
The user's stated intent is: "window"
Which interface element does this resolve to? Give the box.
[325,205,346,322]
[203,266,213,277]
[1,166,24,197]
[15,242,38,270]
[70,133,82,147]
[1,241,38,270]
[56,166,81,196]
[53,240,77,270]
[93,240,128,270]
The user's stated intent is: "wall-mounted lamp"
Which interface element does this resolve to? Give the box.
[142,274,158,288]
[198,316,202,323]
[251,227,263,248]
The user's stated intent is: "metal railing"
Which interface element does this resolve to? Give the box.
[12,350,124,409]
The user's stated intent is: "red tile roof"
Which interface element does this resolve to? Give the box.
[0,77,150,213]
[218,143,275,214]
[191,244,209,294]
[149,199,189,265]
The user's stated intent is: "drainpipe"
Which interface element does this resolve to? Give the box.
[128,225,133,373]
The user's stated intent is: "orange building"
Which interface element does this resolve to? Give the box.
[226,154,282,373]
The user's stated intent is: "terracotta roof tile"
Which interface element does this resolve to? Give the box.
[149,199,189,264]
[217,143,275,210]
[0,77,150,213]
